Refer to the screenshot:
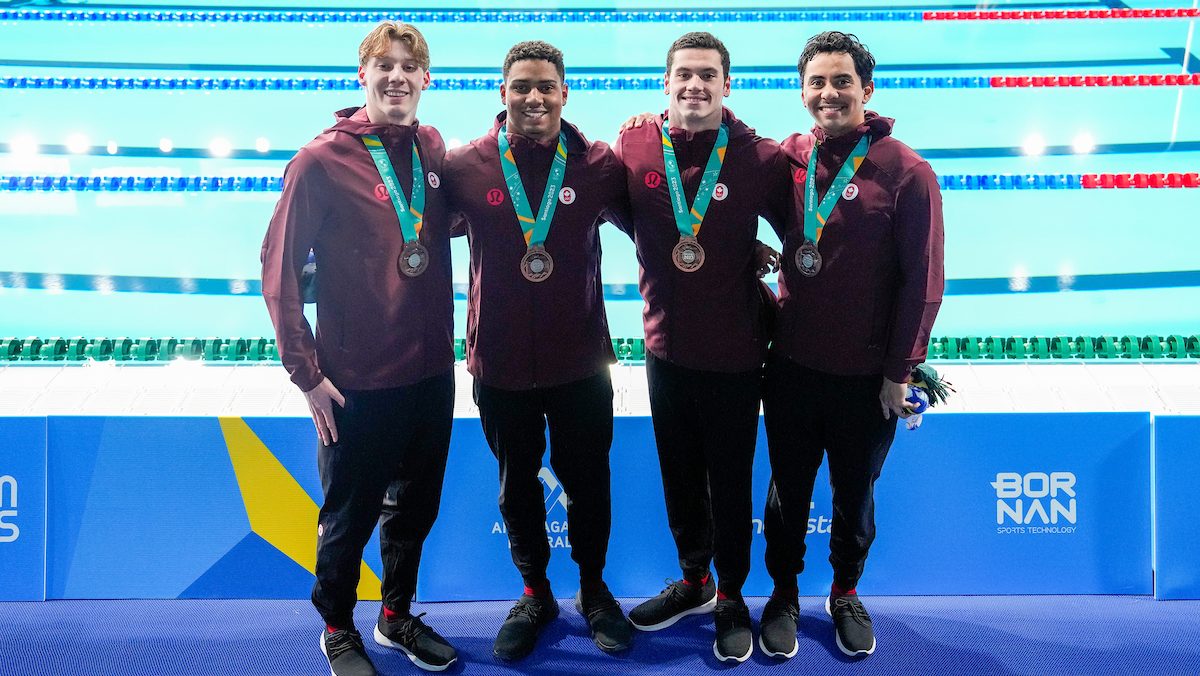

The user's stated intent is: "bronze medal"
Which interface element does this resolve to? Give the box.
[795,241,822,277]
[671,236,705,273]
[520,246,554,283]
[397,241,429,278]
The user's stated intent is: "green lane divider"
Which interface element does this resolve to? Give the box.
[1,336,1198,363]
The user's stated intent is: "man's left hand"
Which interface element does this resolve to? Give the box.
[754,240,781,278]
[879,378,909,420]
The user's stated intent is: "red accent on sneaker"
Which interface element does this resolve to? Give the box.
[683,573,711,588]
[326,625,340,634]
[383,607,401,621]
[831,583,857,596]
[523,580,551,598]
[717,590,728,601]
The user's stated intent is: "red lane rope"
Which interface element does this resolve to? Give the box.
[925,8,1199,20]
[1082,173,1200,189]
[989,74,1200,87]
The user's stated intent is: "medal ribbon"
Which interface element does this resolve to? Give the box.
[497,125,568,247]
[660,120,728,239]
[362,135,424,243]
[804,134,870,244]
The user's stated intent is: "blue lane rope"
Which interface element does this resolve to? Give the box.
[0,174,1134,192]
[0,75,994,91]
[0,8,927,23]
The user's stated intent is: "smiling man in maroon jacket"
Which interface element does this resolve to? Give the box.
[261,21,457,676]
[615,31,795,664]
[443,40,634,663]
[756,31,945,662]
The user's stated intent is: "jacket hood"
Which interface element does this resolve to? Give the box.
[812,110,894,148]
[487,111,590,155]
[664,106,753,141]
[326,106,421,139]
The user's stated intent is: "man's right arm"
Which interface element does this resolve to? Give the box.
[261,151,345,442]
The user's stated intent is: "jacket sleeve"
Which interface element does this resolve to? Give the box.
[759,140,799,243]
[261,150,329,392]
[443,146,471,238]
[598,146,635,239]
[883,160,945,383]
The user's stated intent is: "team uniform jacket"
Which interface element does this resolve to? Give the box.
[777,112,944,383]
[444,113,632,390]
[261,106,454,392]
[616,107,795,373]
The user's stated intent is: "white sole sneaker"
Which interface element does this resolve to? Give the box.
[713,637,754,663]
[630,593,718,631]
[373,625,456,672]
[825,595,876,657]
[758,632,799,659]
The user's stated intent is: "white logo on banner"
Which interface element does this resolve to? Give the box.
[0,475,18,543]
[490,467,572,549]
[991,471,1077,535]
[751,502,831,536]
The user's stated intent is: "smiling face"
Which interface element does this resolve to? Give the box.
[358,39,430,126]
[501,58,567,142]
[665,47,730,131]
[801,51,874,138]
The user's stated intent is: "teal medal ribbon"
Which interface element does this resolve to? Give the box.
[497,125,568,282]
[796,134,870,277]
[660,119,729,272]
[361,134,429,277]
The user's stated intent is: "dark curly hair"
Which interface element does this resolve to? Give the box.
[503,40,565,81]
[797,31,875,83]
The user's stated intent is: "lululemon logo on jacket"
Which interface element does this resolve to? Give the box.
[559,186,576,205]
[842,183,859,201]
[644,171,662,189]
[793,167,806,184]
[374,184,389,200]
[486,188,505,206]
[427,172,441,189]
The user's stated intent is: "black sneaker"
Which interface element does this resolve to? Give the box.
[373,608,458,672]
[758,594,800,659]
[574,588,633,653]
[319,627,378,676]
[628,576,717,631]
[825,594,876,657]
[713,598,753,663]
[493,593,560,661]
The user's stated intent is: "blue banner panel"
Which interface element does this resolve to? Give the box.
[422,413,1152,601]
[45,417,387,600]
[1154,415,1200,600]
[0,417,47,601]
[865,412,1152,595]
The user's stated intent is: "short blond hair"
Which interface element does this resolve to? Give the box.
[358,21,430,70]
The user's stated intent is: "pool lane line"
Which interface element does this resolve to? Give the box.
[4,173,1198,192]
[3,271,1199,297]
[8,141,1200,162]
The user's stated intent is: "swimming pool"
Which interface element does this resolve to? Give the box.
[1,0,1197,341]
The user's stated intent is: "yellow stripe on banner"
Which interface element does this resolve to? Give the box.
[816,212,827,226]
[218,418,382,600]
[518,214,536,224]
[717,146,726,162]
[663,137,674,150]
[690,208,703,222]
[816,225,824,241]
[853,156,865,171]
[556,145,567,159]
[504,149,515,163]
[362,137,383,147]
[524,230,533,245]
